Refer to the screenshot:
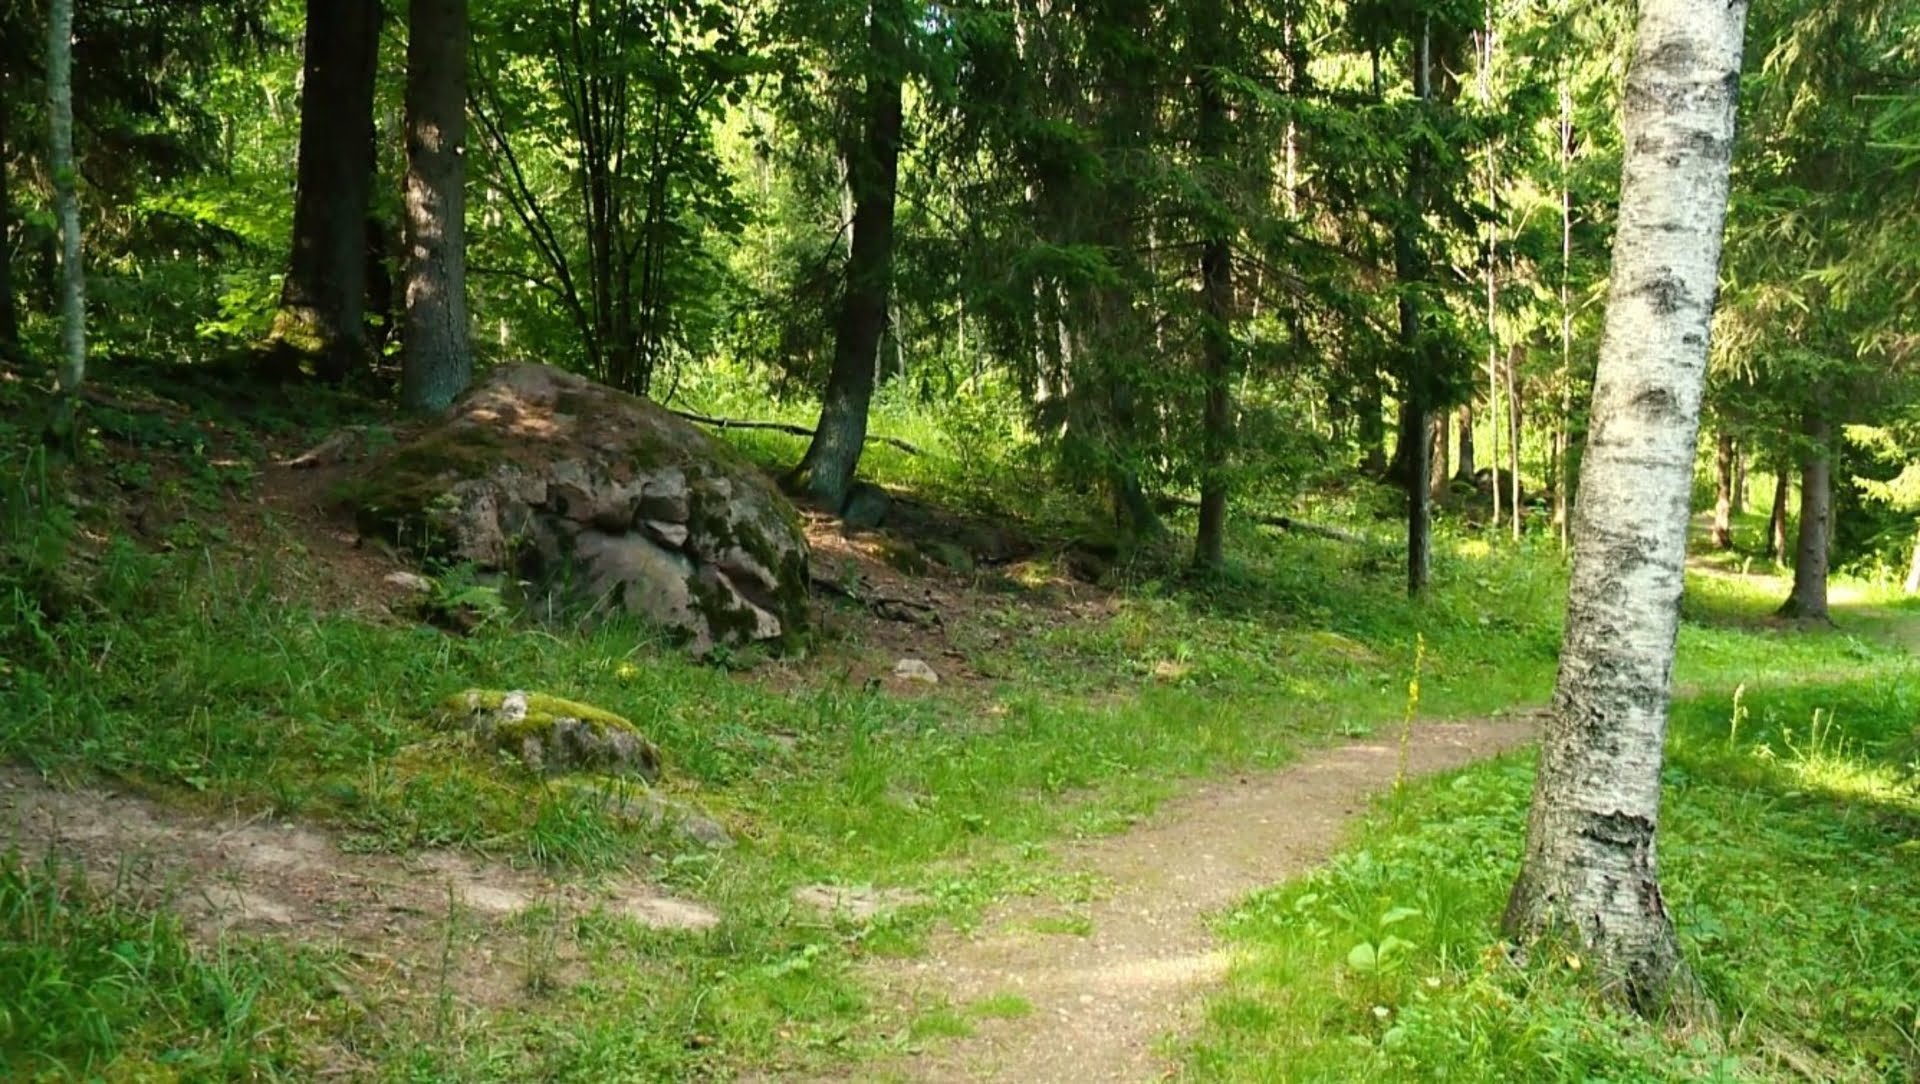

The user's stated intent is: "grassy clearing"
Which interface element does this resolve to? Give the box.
[1184,573,1920,1083]
[4,374,1914,1079]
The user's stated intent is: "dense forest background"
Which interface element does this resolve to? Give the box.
[1,3,1919,1081]
[3,0,1916,595]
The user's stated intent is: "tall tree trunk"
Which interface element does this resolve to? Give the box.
[1731,442,1746,513]
[46,0,85,447]
[791,3,904,513]
[270,0,381,383]
[1710,428,1735,549]
[1555,81,1575,548]
[1769,466,1790,563]
[400,0,473,413]
[0,92,18,356]
[1507,349,1523,539]
[1457,404,1476,481]
[1480,12,1502,534]
[1399,21,1434,597]
[1193,0,1236,571]
[1360,370,1387,475]
[1778,410,1833,621]
[1429,415,1451,502]
[1505,0,1749,1014]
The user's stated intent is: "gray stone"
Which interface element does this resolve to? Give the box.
[443,689,661,780]
[643,520,690,549]
[892,658,940,685]
[384,571,435,594]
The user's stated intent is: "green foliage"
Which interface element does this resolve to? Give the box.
[0,855,326,1079]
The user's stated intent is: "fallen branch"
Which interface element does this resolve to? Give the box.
[1158,495,1372,545]
[668,408,923,457]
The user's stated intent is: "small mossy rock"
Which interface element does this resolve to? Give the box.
[344,363,810,652]
[444,689,662,780]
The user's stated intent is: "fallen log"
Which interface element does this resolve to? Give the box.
[668,409,923,457]
[1158,495,1372,545]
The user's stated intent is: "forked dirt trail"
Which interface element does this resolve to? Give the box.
[854,716,1542,1084]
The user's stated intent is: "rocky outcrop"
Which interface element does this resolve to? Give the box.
[344,363,809,650]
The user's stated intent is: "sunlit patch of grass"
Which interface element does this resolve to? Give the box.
[1185,638,1920,1083]
[0,855,331,1079]
[966,992,1035,1019]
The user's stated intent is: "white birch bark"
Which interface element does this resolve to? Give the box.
[49,0,86,420]
[1505,0,1750,1011]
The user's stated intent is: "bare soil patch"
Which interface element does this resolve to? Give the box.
[0,766,717,1006]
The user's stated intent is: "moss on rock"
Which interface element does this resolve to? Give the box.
[443,688,662,780]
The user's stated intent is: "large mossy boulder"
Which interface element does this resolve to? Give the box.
[348,363,810,650]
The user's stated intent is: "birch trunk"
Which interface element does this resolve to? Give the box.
[0,93,19,356]
[1778,410,1833,622]
[1192,0,1236,571]
[1505,0,1749,1013]
[400,0,473,413]
[47,0,86,444]
[1507,349,1523,539]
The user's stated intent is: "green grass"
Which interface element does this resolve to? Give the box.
[4,373,1916,1080]
[0,855,339,1081]
[1183,575,1920,1083]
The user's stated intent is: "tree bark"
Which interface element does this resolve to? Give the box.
[1457,404,1476,481]
[1507,348,1523,539]
[1731,442,1746,514]
[46,0,86,446]
[1769,466,1790,563]
[1192,0,1236,571]
[1505,0,1748,1015]
[1778,410,1833,622]
[1399,21,1434,597]
[792,2,904,514]
[270,0,381,383]
[1429,415,1451,502]
[0,92,18,356]
[1360,369,1387,476]
[1710,428,1735,549]
[400,0,473,413]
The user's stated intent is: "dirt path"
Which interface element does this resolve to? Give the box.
[0,767,717,1005]
[848,715,1542,1083]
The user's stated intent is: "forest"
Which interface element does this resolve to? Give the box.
[0,0,1916,1081]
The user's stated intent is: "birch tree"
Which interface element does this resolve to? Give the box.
[46,0,85,446]
[1503,0,1750,1011]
